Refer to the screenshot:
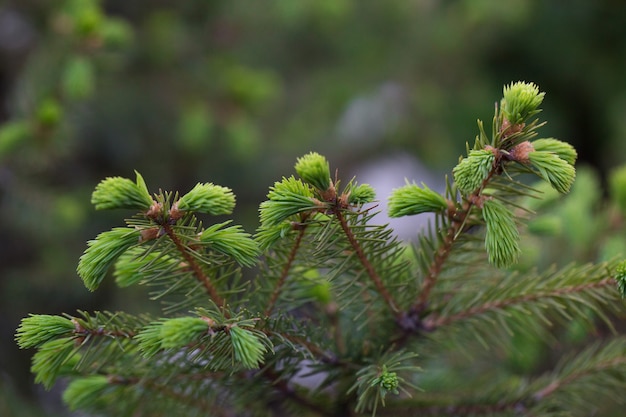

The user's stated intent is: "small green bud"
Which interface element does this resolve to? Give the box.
[388,182,447,217]
[31,337,76,389]
[348,183,376,205]
[453,149,496,193]
[528,151,576,194]
[376,370,399,394]
[609,164,626,216]
[77,228,142,291]
[482,199,520,268]
[502,81,545,125]
[91,171,153,211]
[531,138,577,166]
[615,261,626,298]
[200,222,260,267]
[229,326,269,369]
[295,152,331,191]
[176,183,236,216]
[160,317,209,349]
[259,176,319,227]
[255,221,295,250]
[16,315,75,349]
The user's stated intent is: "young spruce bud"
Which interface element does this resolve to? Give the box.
[175,183,236,216]
[229,325,269,369]
[347,183,376,205]
[16,314,75,349]
[91,171,153,211]
[482,199,520,268]
[528,151,576,194]
[388,182,447,217]
[501,81,545,125]
[77,228,141,291]
[453,149,496,193]
[532,138,578,166]
[295,152,331,191]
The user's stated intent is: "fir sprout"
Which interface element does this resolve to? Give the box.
[200,221,260,267]
[259,176,320,227]
[77,228,141,291]
[175,183,236,216]
[31,337,77,388]
[388,182,447,217]
[294,151,331,191]
[502,81,545,125]
[229,325,269,369]
[159,317,210,349]
[349,351,420,415]
[91,171,153,211]
[453,149,496,193]
[532,138,578,166]
[528,151,576,194]
[482,198,521,268]
[16,314,75,349]
[348,183,376,205]
[254,221,295,250]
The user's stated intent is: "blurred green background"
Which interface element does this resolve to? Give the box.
[2,0,626,415]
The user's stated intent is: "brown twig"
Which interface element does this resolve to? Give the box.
[264,226,307,317]
[334,208,400,316]
[162,222,226,310]
[413,154,501,314]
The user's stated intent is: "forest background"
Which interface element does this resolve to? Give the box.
[2,1,626,415]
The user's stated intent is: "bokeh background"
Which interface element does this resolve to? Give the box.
[2,1,626,415]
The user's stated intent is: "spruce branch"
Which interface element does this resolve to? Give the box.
[264,225,308,317]
[161,221,227,309]
[422,261,622,337]
[334,207,400,316]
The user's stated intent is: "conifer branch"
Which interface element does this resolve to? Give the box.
[264,226,308,317]
[423,277,616,330]
[415,162,498,313]
[334,208,400,316]
[114,375,219,415]
[161,222,226,310]
[532,356,626,401]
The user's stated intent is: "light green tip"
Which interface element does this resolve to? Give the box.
[295,152,331,191]
[502,81,545,125]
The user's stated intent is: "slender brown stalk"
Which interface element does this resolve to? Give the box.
[413,158,500,314]
[414,208,468,312]
[423,278,615,330]
[162,223,226,309]
[264,227,307,317]
[334,209,400,315]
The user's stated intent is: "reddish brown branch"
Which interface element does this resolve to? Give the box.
[414,156,501,314]
[264,226,307,317]
[334,209,400,316]
[162,223,226,309]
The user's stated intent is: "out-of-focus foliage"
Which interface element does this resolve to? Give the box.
[2,0,626,415]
